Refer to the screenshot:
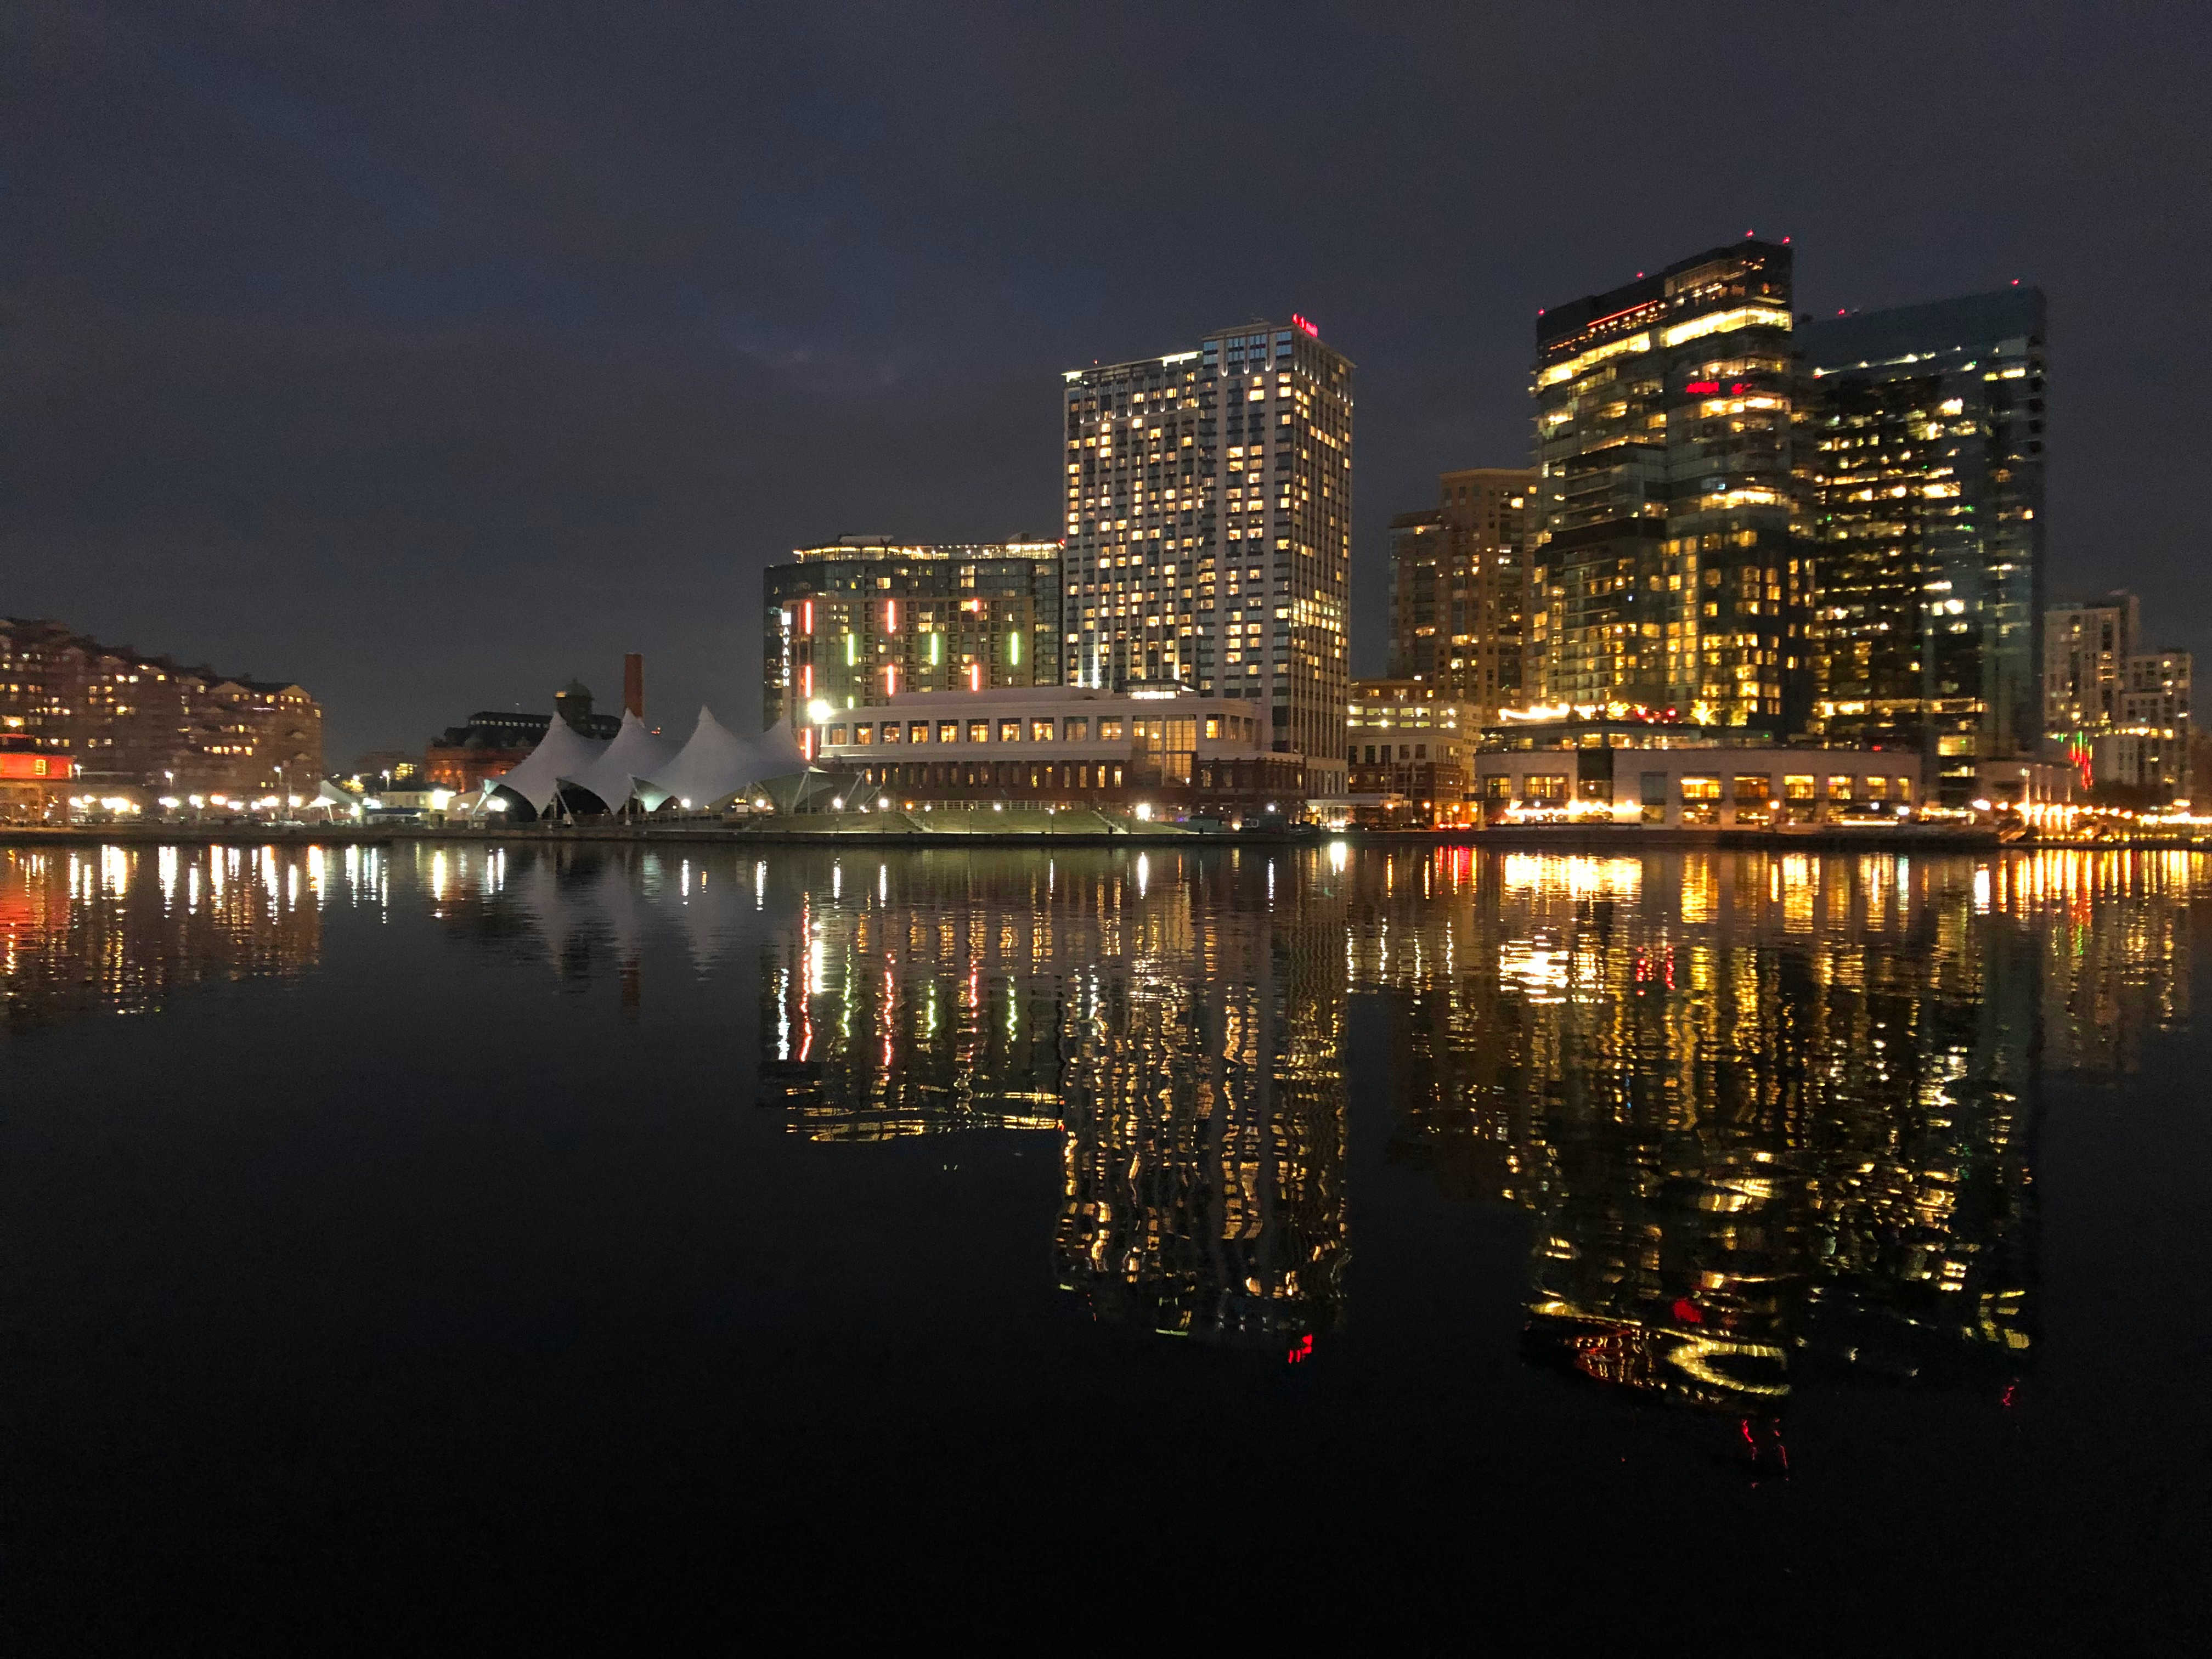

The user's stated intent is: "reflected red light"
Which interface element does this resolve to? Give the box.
[1673,1297,1702,1324]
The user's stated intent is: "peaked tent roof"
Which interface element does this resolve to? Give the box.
[486,718,609,815]
[751,720,807,778]
[644,706,759,810]
[562,709,680,815]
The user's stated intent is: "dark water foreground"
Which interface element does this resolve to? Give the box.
[3,842,2207,1645]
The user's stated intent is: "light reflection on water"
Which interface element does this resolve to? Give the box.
[4,840,2201,1418]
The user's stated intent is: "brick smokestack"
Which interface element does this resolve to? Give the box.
[623,652,644,719]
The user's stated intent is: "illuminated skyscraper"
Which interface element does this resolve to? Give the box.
[763,537,1062,730]
[1387,467,1535,722]
[1532,240,1811,729]
[2044,591,2139,733]
[1801,288,2047,802]
[1061,319,1353,795]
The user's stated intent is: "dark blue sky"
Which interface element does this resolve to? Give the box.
[6,2,2208,762]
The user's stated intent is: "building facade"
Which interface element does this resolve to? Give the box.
[1531,240,1811,730]
[2038,591,2191,796]
[1801,288,2047,804]
[2121,650,2191,731]
[1387,468,1535,723]
[425,712,555,790]
[1384,511,1446,680]
[2045,592,2139,732]
[0,618,322,797]
[763,538,1062,731]
[1471,738,1920,828]
[1060,317,1352,797]
[424,684,629,789]
[809,686,1306,816]
[1346,679,1474,824]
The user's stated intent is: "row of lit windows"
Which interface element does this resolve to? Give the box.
[826,712,1258,747]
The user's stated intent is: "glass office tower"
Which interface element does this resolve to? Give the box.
[1532,240,1810,731]
[1801,289,2048,800]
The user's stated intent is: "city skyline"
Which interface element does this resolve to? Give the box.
[5,7,2208,765]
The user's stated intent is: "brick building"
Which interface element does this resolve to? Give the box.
[0,618,322,798]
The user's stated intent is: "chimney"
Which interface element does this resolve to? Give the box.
[623,653,644,719]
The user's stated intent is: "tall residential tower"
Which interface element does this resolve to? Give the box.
[1532,239,1810,729]
[1062,318,1353,795]
[1386,467,1534,724]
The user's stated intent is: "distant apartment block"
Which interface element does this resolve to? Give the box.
[0,617,321,797]
[763,537,1063,733]
[2041,590,2192,796]
[1387,468,1534,725]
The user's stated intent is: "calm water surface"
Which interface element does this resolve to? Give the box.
[3,840,2208,1644]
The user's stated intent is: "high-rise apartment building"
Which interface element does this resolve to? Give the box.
[1532,240,1810,730]
[2040,590,2191,796]
[763,538,1062,731]
[1061,318,1353,796]
[1386,468,1534,723]
[1801,289,2047,802]
[1384,510,1445,680]
[2044,592,2140,733]
[2121,650,2191,732]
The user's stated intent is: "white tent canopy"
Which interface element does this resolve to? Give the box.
[751,720,807,780]
[561,709,680,816]
[644,706,761,811]
[486,718,609,817]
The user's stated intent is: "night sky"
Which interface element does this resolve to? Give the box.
[7,2,2209,765]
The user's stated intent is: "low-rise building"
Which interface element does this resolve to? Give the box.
[809,685,1306,818]
[424,685,625,789]
[1473,744,1921,828]
[1346,679,1474,826]
[0,732,75,821]
[1470,716,1923,828]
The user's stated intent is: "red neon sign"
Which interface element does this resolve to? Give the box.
[0,753,66,780]
[1290,314,1318,338]
[1286,1333,1313,1364]
[1685,380,1719,395]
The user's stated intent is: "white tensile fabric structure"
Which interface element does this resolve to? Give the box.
[751,720,807,780]
[487,718,610,817]
[561,709,680,816]
[644,706,762,811]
